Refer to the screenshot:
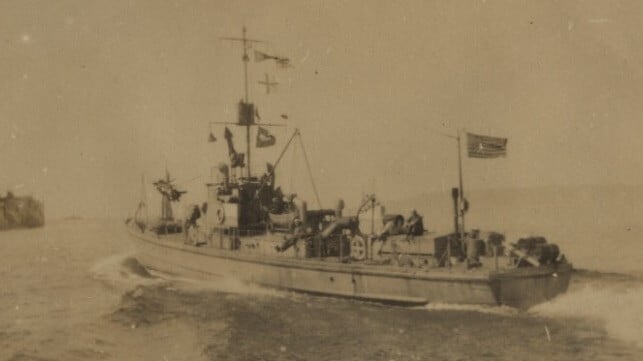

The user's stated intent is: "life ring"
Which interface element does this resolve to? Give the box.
[291,217,302,232]
[216,208,225,224]
[350,235,366,261]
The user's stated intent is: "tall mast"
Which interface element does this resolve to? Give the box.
[432,128,466,242]
[161,170,173,220]
[218,28,289,179]
[241,27,252,177]
[220,27,263,178]
[456,130,465,238]
[135,174,149,224]
[242,27,249,103]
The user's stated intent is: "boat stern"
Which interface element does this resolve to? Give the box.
[489,261,572,309]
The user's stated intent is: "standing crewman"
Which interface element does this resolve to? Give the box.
[405,209,424,236]
[185,205,202,245]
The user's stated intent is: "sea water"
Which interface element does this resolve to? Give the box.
[2,186,643,360]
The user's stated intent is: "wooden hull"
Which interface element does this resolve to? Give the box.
[127,228,572,309]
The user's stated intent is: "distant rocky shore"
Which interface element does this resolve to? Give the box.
[0,192,44,230]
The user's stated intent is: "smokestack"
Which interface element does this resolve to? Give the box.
[335,199,345,218]
[299,201,308,226]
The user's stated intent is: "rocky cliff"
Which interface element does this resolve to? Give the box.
[0,193,44,230]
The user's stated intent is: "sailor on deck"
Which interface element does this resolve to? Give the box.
[185,205,202,245]
[405,210,424,236]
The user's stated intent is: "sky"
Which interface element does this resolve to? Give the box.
[1,0,642,219]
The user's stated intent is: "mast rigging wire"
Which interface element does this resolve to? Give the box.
[297,132,322,209]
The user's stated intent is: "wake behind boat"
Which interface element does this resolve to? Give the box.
[126,27,571,309]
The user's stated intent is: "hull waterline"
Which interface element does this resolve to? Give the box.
[128,228,572,309]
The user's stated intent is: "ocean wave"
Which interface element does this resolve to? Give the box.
[90,253,165,289]
[159,272,287,299]
[573,268,643,282]
[530,283,643,348]
[92,253,288,305]
[422,302,519,316]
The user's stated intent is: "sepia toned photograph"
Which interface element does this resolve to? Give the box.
[1,1,642,360]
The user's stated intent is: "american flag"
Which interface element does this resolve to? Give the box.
[467,133,508,158]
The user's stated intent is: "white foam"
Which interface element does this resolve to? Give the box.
[531,284,643,348]
[91,253,287,300]
[422,302,519,316]
[162,272,286,298]
[90,253,164,288]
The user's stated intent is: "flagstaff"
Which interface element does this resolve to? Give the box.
[457,129,465,240]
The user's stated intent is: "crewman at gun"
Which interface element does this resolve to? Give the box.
[276,217,306,252]
[405,209,424,236]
